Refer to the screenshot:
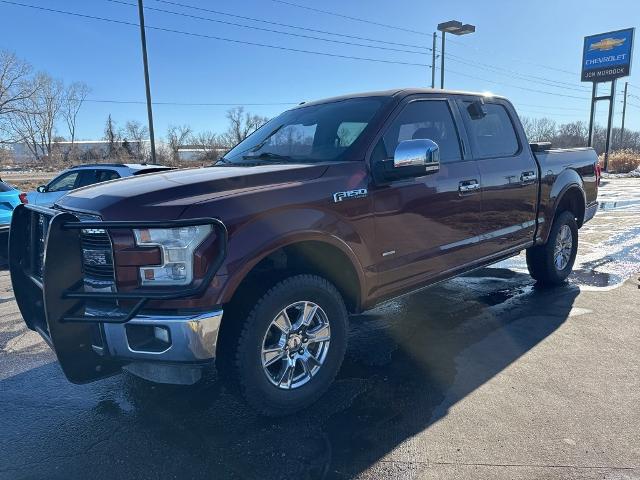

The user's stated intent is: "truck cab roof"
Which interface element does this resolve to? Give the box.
[295,88,508,109]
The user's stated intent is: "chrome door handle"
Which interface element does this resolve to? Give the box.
[520,171,537,183]
[459,179,480,193]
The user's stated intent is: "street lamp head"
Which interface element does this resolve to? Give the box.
[437,20,463,33]
[455,24,476,35]
[437,20,476,36]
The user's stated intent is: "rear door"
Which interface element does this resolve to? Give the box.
[456,98,539,256]
[371,96,483,297]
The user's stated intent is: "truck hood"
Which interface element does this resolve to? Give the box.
[56,163,329,220]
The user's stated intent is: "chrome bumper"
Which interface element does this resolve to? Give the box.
[99,309,223,363]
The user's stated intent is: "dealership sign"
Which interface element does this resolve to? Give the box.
[581,28,634,82]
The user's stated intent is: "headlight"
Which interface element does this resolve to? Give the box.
[133,225,212,286]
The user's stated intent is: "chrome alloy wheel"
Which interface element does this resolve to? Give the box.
[554,224,573,270]
[261,301,331,390]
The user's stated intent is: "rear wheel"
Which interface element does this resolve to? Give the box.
[526,211,578,285]
[232,274,348,416]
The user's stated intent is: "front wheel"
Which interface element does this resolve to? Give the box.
[526,211,578,285]
[232,274,348,416]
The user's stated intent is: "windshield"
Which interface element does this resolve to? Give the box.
[221,97,385,164]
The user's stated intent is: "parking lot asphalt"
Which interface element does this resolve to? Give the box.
[1,178,639,480]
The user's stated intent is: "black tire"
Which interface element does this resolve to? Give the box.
[526,211,578,285]
[232,274,348,416]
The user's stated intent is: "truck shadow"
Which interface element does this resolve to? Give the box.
[0,268,579,480]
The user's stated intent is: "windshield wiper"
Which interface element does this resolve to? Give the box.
[241,152,292,162]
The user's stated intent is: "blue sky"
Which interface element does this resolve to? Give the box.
[2,0,639,139]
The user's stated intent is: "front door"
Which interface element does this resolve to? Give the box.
[370,97,482,300]
[456,99,539,257]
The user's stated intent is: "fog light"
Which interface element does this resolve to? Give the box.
[154,326,170,343]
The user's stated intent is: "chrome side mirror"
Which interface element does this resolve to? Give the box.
[393,139,440,173]
[36,185,46,193]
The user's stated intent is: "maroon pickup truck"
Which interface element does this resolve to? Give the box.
[10,89,599,415]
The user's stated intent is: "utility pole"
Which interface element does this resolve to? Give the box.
[137,0,157,164]
[603,79,617,171]
[431,32,436,88]
[620,81,628,147]
[440,32,446,89]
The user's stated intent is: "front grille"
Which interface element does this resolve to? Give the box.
[33,213,50,280]
[75,215,116,294]
[64,213,119,312]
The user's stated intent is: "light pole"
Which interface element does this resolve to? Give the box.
[437,20,476,89]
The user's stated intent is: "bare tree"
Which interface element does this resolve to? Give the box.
[104,114,120,158]
[123,120,149,161]
[0,50,37,121]
[166,124,192,162]
[189,130,222,161]
[553,121,588,149]
[521,116,557,142]
[7,73,64,162]
[62,81,89,154]
[223,106,269,146]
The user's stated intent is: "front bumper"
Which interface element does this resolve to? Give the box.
[8,204,227,385]
[98,309,223,363]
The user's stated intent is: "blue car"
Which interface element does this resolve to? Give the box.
[27,163,172,207]
[0,179,26,234]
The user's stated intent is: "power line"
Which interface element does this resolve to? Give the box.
[517,110,585,118]
[443,51,590,93]
[440,33,580,77]
[106,0,429,55]
[514,102,586,111]
[441,66,589,100]
[150,0,430,51]
[269,0,429,36]
[0,0,431,68]
[86,99,297,106]
[114,0,592,96]
[1,0,598,104]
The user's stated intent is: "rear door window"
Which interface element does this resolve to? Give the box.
[76,170,98,188]
[96,170,120,182]
[462,102,519,158]
[380,100,462,163]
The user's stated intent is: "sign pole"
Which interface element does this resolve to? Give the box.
[588,82,597,147]
[603,79,617,171]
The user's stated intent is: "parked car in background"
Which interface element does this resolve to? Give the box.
[0,179,27,233]
[26,163,173,206]
[0,179,27,258]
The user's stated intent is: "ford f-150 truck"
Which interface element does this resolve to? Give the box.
[9,89,599,415]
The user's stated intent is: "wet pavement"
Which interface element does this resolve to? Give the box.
[1,179,639,479]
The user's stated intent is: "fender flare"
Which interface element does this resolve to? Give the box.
[539,174,586,244]
[217,225,368,311]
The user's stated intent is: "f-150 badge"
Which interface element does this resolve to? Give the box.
[333,189,368,203]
